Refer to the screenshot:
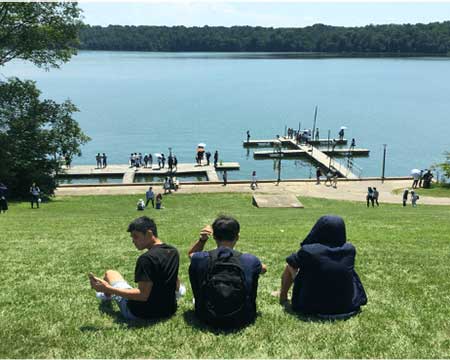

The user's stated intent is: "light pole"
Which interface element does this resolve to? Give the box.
[381,144,387,183]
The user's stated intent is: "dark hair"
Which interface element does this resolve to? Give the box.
[212,215,240,242]
[127,216,158,236]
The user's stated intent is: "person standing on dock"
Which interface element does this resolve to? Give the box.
[144,154,149,168]
[161,154,166,169]
[96,153,101,168]
[223,170,227,186]
[214,151,219,168]
[315,129,320,141]
[338,128,344,140]
[205,151,211,166]
[316,167,322,184]
[173,156,178,170]
[247,130,251,142]
[148,154,153,168]
[168,154,174,171]
[102,153,107,168]
[350,139,356,150]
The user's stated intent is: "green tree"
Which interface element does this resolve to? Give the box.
[0,78,90,197]
[0,2,82,68]
[437,152,450,180]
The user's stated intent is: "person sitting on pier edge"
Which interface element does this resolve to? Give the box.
[274,215,367,319]
[188,216,267,328]
[89,216,182,321]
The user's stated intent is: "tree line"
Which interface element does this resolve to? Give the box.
[79,22,450,54]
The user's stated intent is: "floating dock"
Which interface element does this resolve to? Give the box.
[244,136,363,179]
[59,162,240,184]
[243,138,348,147]
[254,148,369,158]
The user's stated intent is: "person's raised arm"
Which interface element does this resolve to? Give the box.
[187,225,212,258]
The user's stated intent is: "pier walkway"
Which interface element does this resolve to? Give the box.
[60,162,239,184]
[245,137,364,179]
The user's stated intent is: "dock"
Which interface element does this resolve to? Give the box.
[254,148,369,158]
[59,162,240,184]
[244,136,363,179]
[243,138,348,147]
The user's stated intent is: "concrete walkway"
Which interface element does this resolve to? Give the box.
[55,179,450,206]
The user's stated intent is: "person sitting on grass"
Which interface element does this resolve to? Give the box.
[137,199,145,211]
[273,215,367,319]
[188,215,267,328]
[89,216,184,321]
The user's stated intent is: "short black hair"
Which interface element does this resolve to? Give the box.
[212,215,240,242]
[127,216,158,237]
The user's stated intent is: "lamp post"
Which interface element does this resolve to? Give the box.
[381,144,387,183]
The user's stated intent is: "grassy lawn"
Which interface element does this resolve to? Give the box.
[392,183,450,198]
[1,193,449,358]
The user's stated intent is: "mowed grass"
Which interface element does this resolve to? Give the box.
[0,193,449,358]
[393,183,450,198]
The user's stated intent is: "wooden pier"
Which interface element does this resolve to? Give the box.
[60,162,240,184]
[244,136,365,179]
[254,148,369,158]
[243,138,348,147]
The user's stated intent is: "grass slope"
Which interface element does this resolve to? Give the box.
[0,194,449,358]
[392,183,450,198]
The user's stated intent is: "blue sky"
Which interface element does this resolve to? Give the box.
[79,2,450,27]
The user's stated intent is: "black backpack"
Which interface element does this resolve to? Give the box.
[199,249,249,327]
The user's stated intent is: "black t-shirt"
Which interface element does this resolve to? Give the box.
[127,243,179,319]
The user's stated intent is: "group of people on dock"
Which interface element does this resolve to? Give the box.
[129,153,178,171]
[88,214,367,328]
[95,153,108,168]
[196,149,219,167]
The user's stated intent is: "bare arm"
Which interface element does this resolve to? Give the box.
[90,276,152,302]
[188,225,212,257]
[279,264,297,302]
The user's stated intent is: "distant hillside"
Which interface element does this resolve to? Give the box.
[78,22,450,54]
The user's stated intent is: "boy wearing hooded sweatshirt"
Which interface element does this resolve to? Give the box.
[275,215,367,318]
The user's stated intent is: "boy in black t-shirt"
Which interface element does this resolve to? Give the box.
[89,216,184,320]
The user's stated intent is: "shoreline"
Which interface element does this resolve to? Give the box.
[55,177,450,206]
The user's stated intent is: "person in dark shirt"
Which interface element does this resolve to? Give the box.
[188,215,267,326]
[89,216,183,320]
[273,215,367,318]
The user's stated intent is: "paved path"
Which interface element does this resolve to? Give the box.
[55,179,450,206]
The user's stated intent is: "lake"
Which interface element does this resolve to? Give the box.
[3,51,450,180]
